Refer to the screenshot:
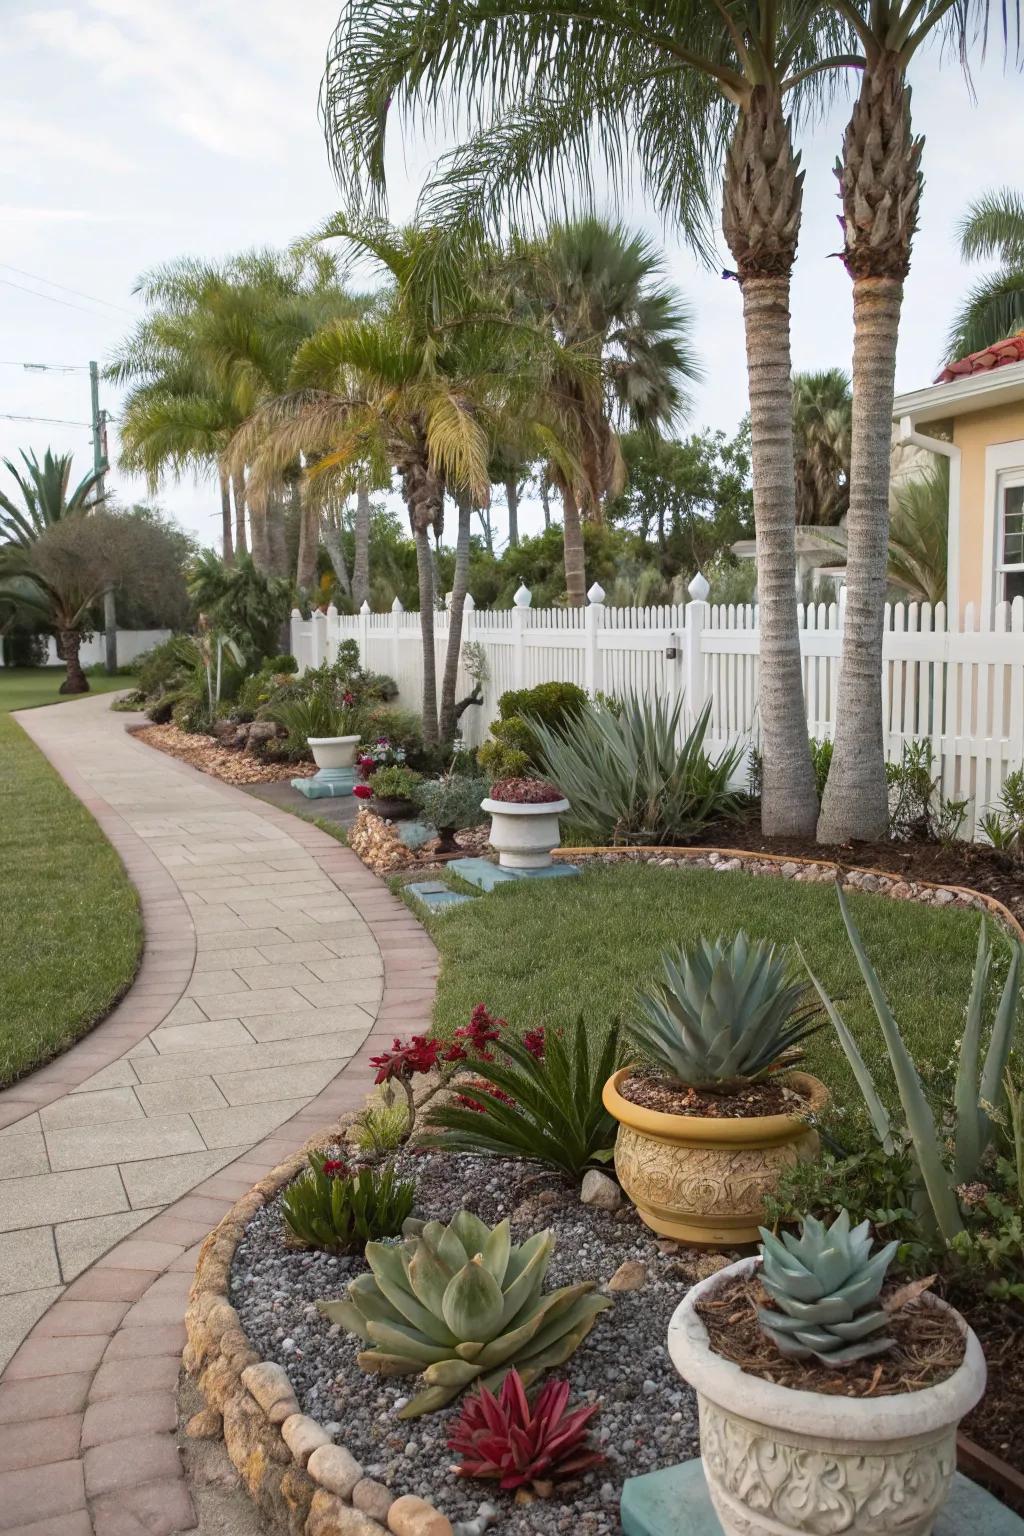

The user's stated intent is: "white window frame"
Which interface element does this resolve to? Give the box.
[981,440,1024,619]
[996,470,1024,604]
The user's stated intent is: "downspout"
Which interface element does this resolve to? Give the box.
[897,415,962,624]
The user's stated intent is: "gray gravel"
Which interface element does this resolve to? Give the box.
[230,1150,704,1534]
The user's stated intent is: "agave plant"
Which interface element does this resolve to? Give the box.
[448,1370,603,1492]
[317,1211,611,1418]
[531,694,745,846]
[630,932,823,1093]
[802,884,1022,1243]
[757,1210,898,1366]
[281,1153,415,1255]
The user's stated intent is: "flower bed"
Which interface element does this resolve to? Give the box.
[132,722,315,785]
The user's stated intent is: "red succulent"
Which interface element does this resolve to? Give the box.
[369,1035,440,1085]
[488,777,564,804]
[448,1372,603,1493]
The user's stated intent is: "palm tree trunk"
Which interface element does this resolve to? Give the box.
[267,494,288,577]
[295,481,320,593]
[414,522,439,747]
[723,85,818,837]
[818,57,922,844]
[248,477,271,572]
[476,504,494,554]
[232,471,248,557]
[323,524,352,599]
[540,477,551,529]
[353,480,371,608]
[58,628,88,694]
[219,468,234,564]
[505,477,519,549]
[561,480,586,606]
[439,492,474,742]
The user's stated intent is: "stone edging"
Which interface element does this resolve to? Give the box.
[184,1119,453,1536]
[557,844,1024,942]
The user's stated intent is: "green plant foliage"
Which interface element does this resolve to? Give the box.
[281,1153,414,1255]
[187,551,291,661]
[630,931,823,1092]
[477,736,530,781]
[351,1095,410,1154]
[318,1211,611,1417]
[532,694,745,846]
[886,739,968,845]
[980,769,1024,854]
[266,652,299,674]
[416,774,488,831]
[757,1210,898,1366]
[422,1016,619,1178]
[267,692,360,754]
[369,764,423,799]
[499,682,588,729]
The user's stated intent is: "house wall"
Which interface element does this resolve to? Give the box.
[954,401,1024,614]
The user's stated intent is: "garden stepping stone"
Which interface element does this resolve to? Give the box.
[447,855,580,892]
[393,818,438,851]
[620,1461,1024,1536]
[406,881,477,914]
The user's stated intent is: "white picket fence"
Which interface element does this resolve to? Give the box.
[0,629,172,669]
[291,586,1024,840]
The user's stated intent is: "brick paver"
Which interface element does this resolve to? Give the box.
[1,693,439,1533]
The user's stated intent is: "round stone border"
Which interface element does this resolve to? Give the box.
[183,1113,454,1536]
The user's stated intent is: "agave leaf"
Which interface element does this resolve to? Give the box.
[450,1209,493,1257]
[954,920,991,1183]
[316,1298,372,1340]
[355,1350,422,1377]
[365,1319,455,1365]
[406,1241,453,1316]
[798,941,895,1157]
[828,1308,891,1341]
[398,1382,464,1419]
[442,1257,504,1341]
[421,1356,485,1389]
[421,1219,468,1274]
[812,1335,896,1366]
[974,941,1022,1171]
[498,1231,554,1328]
[366,1244,459,1345]
[481,1219,511,1285]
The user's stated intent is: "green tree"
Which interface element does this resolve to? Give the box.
[608,427,753,576]
[186,550,293,660]
[792,370,851,527]
[0,449,106,547]
[885,459,948,606]
[946,188,1024,361]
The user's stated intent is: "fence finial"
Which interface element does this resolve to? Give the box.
[688,571,710,602]
[513,583,532,608]
[326,603,338,619]
[359,599,371,615]
[587,582,606,605]
[291,607,303,619]
[391,596,404,613]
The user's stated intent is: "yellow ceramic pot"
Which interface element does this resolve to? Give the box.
[602,1067,828,1246]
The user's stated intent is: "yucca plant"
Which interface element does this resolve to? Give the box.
[448,1370,603,1491]
[422,1015,619,1178]
[531,694,745,846]
[757,1210,898,1366]
[630,932,823,1094]
[318,1211,611,1417]
[281,1154,414,1254]
[801,884,1022,1244]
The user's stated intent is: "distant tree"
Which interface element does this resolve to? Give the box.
[186,550,292,662]
[946,189,1024,361]
[607,427,753,575]
[108,503,197,630]
[791,370,851,527]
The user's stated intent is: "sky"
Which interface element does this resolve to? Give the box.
[2,0,1021,556]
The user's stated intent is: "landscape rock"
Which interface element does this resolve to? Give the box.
[307,1488,388,1535]
[185,1407,223,1440]
[308,1443,364,1500]
[388,1494,454,1536]
[283,1412,333,1467]
[248,720,282,747]
[606,1260,647,1293]
[580,1169,622,1211]
[242,1360,300,1423]
[352,1477,395,1522]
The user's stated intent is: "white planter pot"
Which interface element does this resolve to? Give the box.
[668,1257,986,1536]
[307,735,361,771]
[480,797,570,870]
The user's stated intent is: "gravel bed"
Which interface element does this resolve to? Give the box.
[231,1149,708,1534]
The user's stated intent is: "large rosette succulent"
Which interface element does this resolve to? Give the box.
[317,1211,611,1418]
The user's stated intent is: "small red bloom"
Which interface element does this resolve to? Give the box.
[353,783,373,799]
[441,1043,468,1063]
[456,1079,517,1112]
[343,690,355,705]
[320,1158,351,1178]
[370,1035,440,1085]
[523,1027,546,1061]
[455,1003,506,1058]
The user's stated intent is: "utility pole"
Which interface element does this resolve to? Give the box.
[89,360,117,675]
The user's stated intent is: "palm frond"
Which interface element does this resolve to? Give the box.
[944,266,1024,361]
[958,187,1024,264]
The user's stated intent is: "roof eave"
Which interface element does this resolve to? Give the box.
[893,360,1024,425]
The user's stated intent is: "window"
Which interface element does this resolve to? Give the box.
[997,477,1024,605]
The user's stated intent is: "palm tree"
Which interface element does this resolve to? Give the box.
[817,0,1018,844]
[0,449,107,547]
[886,459,948,606]
[946,188,1024,361]
[318,1,852,833]
[792,369,851,526]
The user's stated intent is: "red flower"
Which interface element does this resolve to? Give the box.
[353,783,373,799]
[455,1003,506,1058]
[441,1043,468,1063]
[370,1035,440,1085]
[523,1027,546,1061]
[448,1372,603,1492]
[320,1158,351,1178]
[343,690,355,705]
[456,1079,517,1112]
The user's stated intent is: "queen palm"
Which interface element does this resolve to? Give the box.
[946,188,1024,361]
[792,369,851,526]
[319,0,855,832]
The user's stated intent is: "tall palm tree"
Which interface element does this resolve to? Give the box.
[0,449,107,547]
[318,0,853,833]
[946,188,1024,361]
[817,0,1020,844]
[792,369,851,526]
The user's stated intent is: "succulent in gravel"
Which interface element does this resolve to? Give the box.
[630,931,823,1093]
[317,1210,612,1417]
[448,1369,604,1492]
[280,1153,415,1255]
[757,1209,898,1366]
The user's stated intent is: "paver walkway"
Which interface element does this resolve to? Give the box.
[0,694,438,1535]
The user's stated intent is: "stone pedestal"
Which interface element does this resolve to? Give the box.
[291,767,357,799]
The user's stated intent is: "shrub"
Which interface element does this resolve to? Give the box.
[416,774,488,839]
[980,769,1024,855]
[477,735,530,781]
[134,636,190,699]
[886,738,968,844]
[499,681,588,730]
[267,693,360,755]
[360,706,425,766]
[369,764,423,800]
[265,652,298,674]
[350,1095,410,1155]
[477,683,588,780]
[281,1152,415,1255]
[532,694,746,846]
[487,778,564,804]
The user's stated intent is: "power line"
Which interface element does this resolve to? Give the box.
[0,413,92,427]
[0,277,107,317]
[0,262,135,317]
[0,360,88,372]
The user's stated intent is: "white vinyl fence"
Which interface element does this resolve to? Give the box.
[0,629,172,669]
[291,585,1024,840]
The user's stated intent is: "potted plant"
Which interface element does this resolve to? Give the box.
[603,932,828,1244]
[307,732,362,772]
[480,777,570,869]
[668,1210,986,1535]
[415,772,489,853]
[366,764,423,820]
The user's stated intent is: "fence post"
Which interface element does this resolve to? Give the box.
[359,599,371,667]
[290,608,303,667]
[586,583,606,697]
[391,596,404,685]
[511,584,531,690]
[310,608,326,668]
[685,572,710,731]
[325,603,338,665]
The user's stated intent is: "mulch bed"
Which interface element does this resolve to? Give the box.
[697,1272,965,1397]
[131,723,314,785]
[348,806,490,874]
[618,1073,811,1120]
[955,1293,1024,1498]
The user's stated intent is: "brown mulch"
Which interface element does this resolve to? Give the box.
[348,806,490,875]
[710,807,1024,929]
[131,723,314,786]
[618,1072,811,1120]
[697,1272,964,1397]
[956,1293,1024,1480]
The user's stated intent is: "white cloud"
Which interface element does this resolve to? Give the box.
[0,206,120,225]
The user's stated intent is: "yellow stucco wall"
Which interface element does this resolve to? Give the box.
[954,402,1024,613]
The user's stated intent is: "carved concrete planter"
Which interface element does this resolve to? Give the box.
[602,1068,827,1246]
[308,735,361,772]
[481,796,570,869]
[668,1256,987,1536]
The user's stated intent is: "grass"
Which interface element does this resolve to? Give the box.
[420,861,1006,1130]
[0,669,143,1087]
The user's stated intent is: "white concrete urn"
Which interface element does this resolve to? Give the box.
[480,795,570,869]
[668,1257,986,1536]
[307,735,361,772]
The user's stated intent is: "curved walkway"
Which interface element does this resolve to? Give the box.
[0,694,437,1536]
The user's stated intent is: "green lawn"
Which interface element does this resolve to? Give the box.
[0,670,143,1087]
[422,862,1005,1132]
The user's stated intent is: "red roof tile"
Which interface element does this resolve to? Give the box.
[936,333,1024,383]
